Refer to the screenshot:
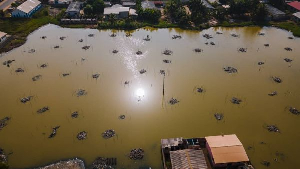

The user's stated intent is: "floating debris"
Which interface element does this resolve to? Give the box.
[48,126,60,138]
[283,58,292,63]
[40,63,48,68]
[102,129,116,139]
[216,31,223,34]
[214,113,224,121]
[160,70,165,76]
[0,148,7,163]
[205,42,208,45]
[136,50,142,55]
[143,35,150,41]
[258,62,265,65]
[258,32,265,36]
[231,33,239,38]
[71,111,79,118]
[54,45,60,49]
[238,48,247,52]
[284,47,292,51]
[125,33,132,37]
[223,66,238,73]
[231,97,242,104]
[139,69,146,74]
[3,60,15,67]
[88,34,94,37]
[110,33,116,37]
[28,49,35,53]
[172,35,182,39]
[210,42,215,45]
[92,73,100,79]
[41,36,47,39]
[264,44,269,47]
[78,39,83,42]
[60,36,66,40]
[261,160,270,167]
[272,76,282,83]
[196,87,204,93]
[289,107,300,115]
[32,75,42,81]
[112,49,118,54]
[163,59,171,63]
[15,68,25,73]
[119,115,125,119]
[268,91,277,96]
[62,73,70,77]
[82,45,90,50]
[288,36,294,39]
[266,125,280,132]
[124,81,129,85]
[37,106,49,114]
[76,89,87,97]
[203,34,213,39]
[162,49,173,55]
[194,48,203,53]
[169,98,179,105]
[129,148,144,160]
[20,96,33,103]
[77,131,87,140]
[0,117,10,130]
[92,157,115,169]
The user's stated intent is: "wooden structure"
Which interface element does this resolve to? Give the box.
[161,135,254,169]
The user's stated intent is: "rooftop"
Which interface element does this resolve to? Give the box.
[288,1,300,11]
[141,1,157,9]
[205,134,249,164]
[170,149,208,169]
[265,4,285,16]
[104,4,130,15]
[0,31,7,38]
[66,1,82,13]
[293,12,300,18]
[17,0,41,14]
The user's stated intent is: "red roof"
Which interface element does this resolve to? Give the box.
[288,1,300,11]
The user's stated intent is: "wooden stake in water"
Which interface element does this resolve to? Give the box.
[163,75,165,96]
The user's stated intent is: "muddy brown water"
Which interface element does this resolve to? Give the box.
[0,24,300,169]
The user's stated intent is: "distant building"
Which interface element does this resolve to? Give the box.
[141,1,157,9]
[104,1,112,7]
[292,12,300,22]
[122,1,136,8]
[104,4,137,19]
[65,1,82,18]
[11,0,41,18]
[265,4,286,20]
[180,0,214,10]
[48,0,72,5]
[287,1,300,12]
[205,134,250,168]
[0,31,7,44]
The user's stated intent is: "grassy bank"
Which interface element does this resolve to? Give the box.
[270,21,300,37]
[97,20,178,30]
[0,6,59,53]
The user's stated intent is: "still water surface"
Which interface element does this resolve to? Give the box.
[0,24,300,169]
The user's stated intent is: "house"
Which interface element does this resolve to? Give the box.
[104,4,137,19]
[292,12,300,22]
[0,31,7,44]
[48,0,72,5]
[122,1,136,8]
[141,1,157,9]
[65,1,82,18]
[11,0,41,18]
[265,4,286,20]
[180,0,214,10]
[287,1,300,12]
[205,134,249,168]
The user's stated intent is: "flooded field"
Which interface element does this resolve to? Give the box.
[0,24,300,169]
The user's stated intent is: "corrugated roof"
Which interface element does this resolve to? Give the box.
[0,31,7,38]
[104,4,129,15]
[66,1,82,13]
[161,137,183,148]
[288,1,300,11]
[170,149,208,169]
[206,134,249,164]
[265,4,285,16]
[142,1,156,9]
[17,0,41,14]
[293,12,300,18]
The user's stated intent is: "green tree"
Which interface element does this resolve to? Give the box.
[252,3,267,21]
[0,10,4,18]
[165,0,181,19]
[11,2,18,7]
[140,8,161,23]
[188,0,208,24]
[269,0,285,9]
[92,0,105,14]
[108,13,117,25]
[84,4,93,16]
